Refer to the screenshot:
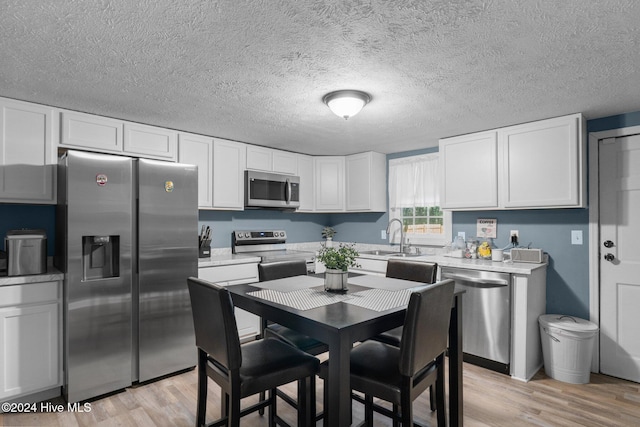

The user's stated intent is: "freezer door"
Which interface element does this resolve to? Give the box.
[137,159,198,382]
[61,151,134,403]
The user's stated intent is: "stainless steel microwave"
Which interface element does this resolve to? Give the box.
[245,170,300,209]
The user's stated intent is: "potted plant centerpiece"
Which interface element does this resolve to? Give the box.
[316,242,359,292]
[321,226,336,247]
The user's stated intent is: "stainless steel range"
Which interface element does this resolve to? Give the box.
[232,230,315,272]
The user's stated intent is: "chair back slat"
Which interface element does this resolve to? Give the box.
[187,277,242,370]
[258,259,308,282]
[399,279,455,376]
[386,259,438,284]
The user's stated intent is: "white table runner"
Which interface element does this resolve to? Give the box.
[343,288,413,311]
[347,274,423,290]
[252,275,324,292]
[247,288,350,310]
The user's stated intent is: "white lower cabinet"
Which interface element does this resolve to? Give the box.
[350,257,387,276]
[198,263,260,341]
[0,281,62,401]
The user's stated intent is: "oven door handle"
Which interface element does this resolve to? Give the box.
[442,273,509,287]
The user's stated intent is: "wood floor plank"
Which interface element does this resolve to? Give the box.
[2,362,639,426]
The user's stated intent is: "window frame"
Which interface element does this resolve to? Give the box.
[388,153,451,247]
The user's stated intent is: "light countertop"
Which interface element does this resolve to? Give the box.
[0,266,64,286]
[357,253,547,275]
[198,253,261,268]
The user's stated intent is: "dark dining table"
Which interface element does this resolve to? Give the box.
[227,274,463,427]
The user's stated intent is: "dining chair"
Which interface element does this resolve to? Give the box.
[187,277,319,427]
[257,260,328,419]
[319,279,455,426]
[370,259,439,416]
[370,259,438,346]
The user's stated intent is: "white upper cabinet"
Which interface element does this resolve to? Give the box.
[123,122,176,160]
[0,97,57,204]
[297,154,314,212]
[61,111,177,160]
[178,132,213,208]
[246,145,272,171]
[314,156,345,211]
[60,111,123,153]
[439,113,585,210]
[346,151,387,212]
[499,113,585,208]
[212,138,246,210]
[246,145,297,175]
[440,131,499,209]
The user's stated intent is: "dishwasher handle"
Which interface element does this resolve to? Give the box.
[442,272,510,287]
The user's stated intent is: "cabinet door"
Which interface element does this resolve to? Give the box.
[0,302,59,400]
[178,133,212,207]
[198,265,260,341]
[246,145,273,171]
[212,139,246,209]
[297,154,315,211]
[123,123,177,160]
[499,114,584,208]
[440,131,498,209]
[60,111,123,152]
[314,156,345,211]
[346,152,386,212]
[0,99,56,203]
[272,150,297,175]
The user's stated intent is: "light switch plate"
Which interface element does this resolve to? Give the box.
[571,230,583,245]
[457,231,466,240]
[381,230,387,239]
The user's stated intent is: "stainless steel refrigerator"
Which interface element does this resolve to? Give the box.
[55,150,198,403]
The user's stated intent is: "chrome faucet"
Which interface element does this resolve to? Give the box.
[386,218,405,253]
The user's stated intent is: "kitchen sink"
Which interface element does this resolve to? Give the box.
[389,252,422,257]
[359,250,399,256]
[359,250,422,258]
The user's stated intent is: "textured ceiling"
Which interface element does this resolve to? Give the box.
[2,1,640,155]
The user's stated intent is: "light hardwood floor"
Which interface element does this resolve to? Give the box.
[2,361,639,426]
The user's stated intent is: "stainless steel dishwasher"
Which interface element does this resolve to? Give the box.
[441,266,511,374]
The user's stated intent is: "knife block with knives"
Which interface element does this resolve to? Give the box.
[199,225,212,258]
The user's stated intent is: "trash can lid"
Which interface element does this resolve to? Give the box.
[539,314,598,332]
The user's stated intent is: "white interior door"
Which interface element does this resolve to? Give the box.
[599,134,640,382]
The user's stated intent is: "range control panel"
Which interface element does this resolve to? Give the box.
[232,230,287,247]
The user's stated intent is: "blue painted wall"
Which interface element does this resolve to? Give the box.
[0,204,56,255]
[452,209,589,317]
[198,210,331,247]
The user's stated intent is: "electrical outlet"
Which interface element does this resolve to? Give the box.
[510,230,519,245]
[571,230,583,245]
[381,230,387,239]
[457,231,465,240]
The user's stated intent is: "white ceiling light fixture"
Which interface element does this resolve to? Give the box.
[323,90,371,120]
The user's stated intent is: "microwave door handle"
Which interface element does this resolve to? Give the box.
[285,178,291,203]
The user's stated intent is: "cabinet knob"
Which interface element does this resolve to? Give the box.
[604,253,615,262]
[603,240,615,248]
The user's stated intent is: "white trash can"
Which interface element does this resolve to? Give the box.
[539,314,599,384]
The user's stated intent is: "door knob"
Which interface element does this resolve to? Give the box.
[604,240,614,248]
[604,253,615,262]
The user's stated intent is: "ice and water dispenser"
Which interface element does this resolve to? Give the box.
[82,235,120,280]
